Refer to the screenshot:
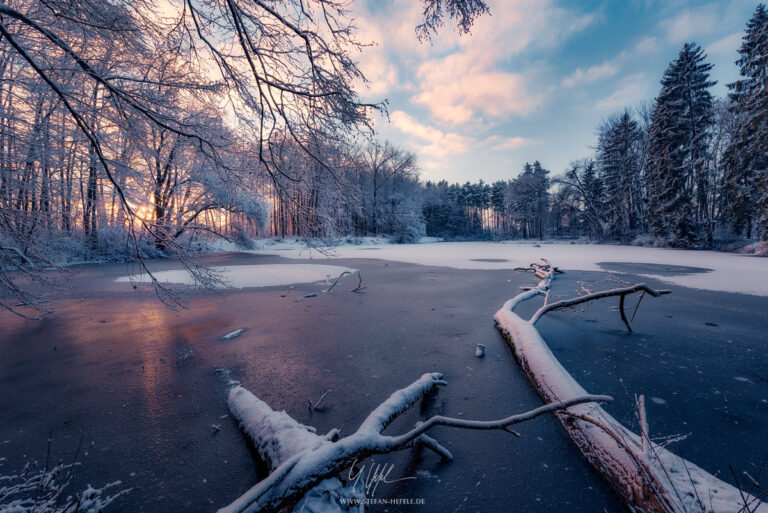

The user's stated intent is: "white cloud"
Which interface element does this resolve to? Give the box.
[562,62,619,88]
[661,6,719,44]
[561,35,660,92]
[633,37,659,54]
[594,73,649,111]
[707,31,744,56]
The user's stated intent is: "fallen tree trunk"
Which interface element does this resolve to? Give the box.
[495,261,768,513]
[220,373,609,513]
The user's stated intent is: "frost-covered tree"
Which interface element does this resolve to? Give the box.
[553,159,606,239]
[725,4,768,240]
[597,110,644,240]
[646,43,715,248]
[0,0,491,314]
[507,162,550,239]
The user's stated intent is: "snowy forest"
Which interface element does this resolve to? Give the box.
[2,0,768,295]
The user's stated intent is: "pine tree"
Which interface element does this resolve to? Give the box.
[646,42,715,248]
[598,110,643,241]
[725,4,768,240]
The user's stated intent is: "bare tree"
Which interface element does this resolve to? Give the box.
[0,0,491,314]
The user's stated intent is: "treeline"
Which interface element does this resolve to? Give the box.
[306,5,767,248]
[2,0,767,315]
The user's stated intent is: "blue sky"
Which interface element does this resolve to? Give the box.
[351,0,759,183]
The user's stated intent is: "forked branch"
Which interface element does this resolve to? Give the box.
[530,283,670,330]
[221,372,610,513]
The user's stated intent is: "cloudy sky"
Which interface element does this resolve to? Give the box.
[351,0,760,184]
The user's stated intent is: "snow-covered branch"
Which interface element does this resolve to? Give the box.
[221,372,608,513]
[530,283,670,328]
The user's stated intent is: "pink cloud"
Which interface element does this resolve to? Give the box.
[405,0,591,125]
[482,135,537,151]
[412,51,542,124]
[352,0,593,121]
[390,111,534,160]
[390,110,475,156]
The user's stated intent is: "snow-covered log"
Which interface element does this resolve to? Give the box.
[494,260,768,513]
[221,373,609,513]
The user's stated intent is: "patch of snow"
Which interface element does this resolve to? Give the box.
[116,264,355,289]
[247,241,768,295]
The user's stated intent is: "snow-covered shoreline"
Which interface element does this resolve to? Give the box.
[242,239,768,296]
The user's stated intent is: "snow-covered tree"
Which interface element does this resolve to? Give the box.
[597,110,644,240]
[506,162,550,239]
[725,4,768,240]
[646,43,715,248]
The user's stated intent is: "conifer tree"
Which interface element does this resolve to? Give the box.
[646,43,715,247]
[725,4,768,240]
[598,110,643,240]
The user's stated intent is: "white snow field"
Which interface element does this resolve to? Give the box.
[116,264,356,289]
[247,240,768,296]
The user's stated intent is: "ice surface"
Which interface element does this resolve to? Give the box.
[116,264,356,289]
[247,240,768,295]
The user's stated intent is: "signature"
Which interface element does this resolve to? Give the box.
[348,458,417,497]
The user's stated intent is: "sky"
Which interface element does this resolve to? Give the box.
[350,0,760,184]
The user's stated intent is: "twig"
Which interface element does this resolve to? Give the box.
[630,291,646,322]
[350,271,366,292]
[637,395,648,456]
[325,271,350,293]
[731,464,754,513]
[619,292,632,332]
[312,390,332,410]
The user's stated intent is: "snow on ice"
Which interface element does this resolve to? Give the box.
[247,239,768,296]
[115,264,356,289]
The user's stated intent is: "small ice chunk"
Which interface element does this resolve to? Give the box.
[650,397,666,405]
[734,376,752,383]
[223,329,244,340]
[475,344,485,358]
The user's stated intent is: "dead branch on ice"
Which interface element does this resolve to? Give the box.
[494,260,768,513]
[530,282,670,332]
[349,271,366,293]
[325,271,351,293]
[220,373,609,513]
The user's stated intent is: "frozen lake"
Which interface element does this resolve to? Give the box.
[1,244,766,512]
